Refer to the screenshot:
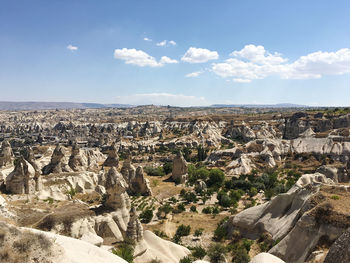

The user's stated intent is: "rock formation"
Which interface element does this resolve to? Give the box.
[226,172,348,263]
[0,140,14,167]
[172,151,188,184]
[134,230,191,263]
[6,157,38,194]
[68,143,88,171]
[103,142,119,167]
[129,166,152,196]
[126,207,143,242]
[121,155,136,184]
[105,168,131,211]
[42,145,72,174]
[324,227,350,263]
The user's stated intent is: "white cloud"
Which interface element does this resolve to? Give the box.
[115,93,207,107]
[231,44,287,65]
[143,37,152,41]
[156,40,176,47]
[113,48,178,67]
[181,47,219,63]
[283,48,350,79]
[67,44,78,51]
[156,40,167,47]
[233,78,252,83]
[185,71,203,78]
[212,45,350,81]
[114,48,161,67]
[159,56,178,64]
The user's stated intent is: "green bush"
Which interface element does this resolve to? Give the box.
[213,225,227,241]
[162,162,173,174]
[194,228,203,236]
[192,246,206,259]
[173,203,186,213]
[112,243,134,263]
[207,243,227,263]
[157,203,173,217]
[232,247,250,263]
[175,225,191,237]
[179,256,192,263]
[202,207,213,214]
[190,205,197,212]
[139,209,153,223]
[183,191,198,203]
[144,166,165,177]
[207,169,225,188]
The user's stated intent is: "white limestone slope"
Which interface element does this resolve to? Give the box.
[134,230,190,263]
[249,253,285,263]
[27,227,127,263]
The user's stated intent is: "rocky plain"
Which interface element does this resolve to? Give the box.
[1,105,350,263]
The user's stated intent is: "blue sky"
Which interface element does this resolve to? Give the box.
[1,0,350,106]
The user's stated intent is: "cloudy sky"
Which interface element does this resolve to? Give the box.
[1,1,350,106]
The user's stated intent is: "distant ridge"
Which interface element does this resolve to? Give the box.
[0,101,132,110]
[210,103,309,108]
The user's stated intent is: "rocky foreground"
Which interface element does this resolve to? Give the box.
[0,106,350,263]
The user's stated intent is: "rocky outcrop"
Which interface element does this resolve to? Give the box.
[226,172,350,263]
[172,151,188,184]
[68,143,88,171]
[249,253,285,263]
[324,227,350,263]
[284,112,350,139]
[103,143,119,167]
[120,157,136,184]
[126,207,143,242]
[129,166,152,196]
[42,145,72,174]
[0,140,14,167]
[0,222,128,263]
[134,230,190,263]
[105,167,131,212]
[5,157,39,194]
[22,146,40,175]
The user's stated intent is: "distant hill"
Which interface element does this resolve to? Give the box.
[210,103,309,108]
[0,101,132,110]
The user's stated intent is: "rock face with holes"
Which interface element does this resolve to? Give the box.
[103,142,119,167]
[22,146,40,174]
[126,207,143,242]
[68,143,88,171]
[324,227,350,263]
[172,151,188,184]
[105,167,131,212]
[42,145,72,174]
[129,166,152,196]
[121,157,136,184]
[6,157,38,194]
[0,140,14,167]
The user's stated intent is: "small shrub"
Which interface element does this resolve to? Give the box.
[331,195,340,200]
[207,169,225,188]
[140,209,153,223]
[112,243,134,263]
[144,166,165,177]
[162,162,172,175]
[175,225,191,237]
[190,205,197,212]
[179,256,192,263]
[194,228,203,237]
[207,243,227,263]
[192,246,206,259]
[232,247,250,263]
[202,207,213,214]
